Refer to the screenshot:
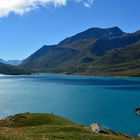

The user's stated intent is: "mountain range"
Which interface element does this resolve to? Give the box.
[0,59,26,75]
[0,59,22,66]
[20,26,140,77]
[0,62,30,75]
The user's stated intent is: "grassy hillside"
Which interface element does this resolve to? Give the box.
[84,41,140,77]
[0,113,134,140]
[21,40,140,77]
[21,27,140,77]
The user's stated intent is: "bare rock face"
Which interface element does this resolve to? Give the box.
[90,123,102,132]
[135,108,140,115]
[90,123,108,134]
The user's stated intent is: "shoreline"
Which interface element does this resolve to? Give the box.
[0,72,140,78]
[37,72,140,78]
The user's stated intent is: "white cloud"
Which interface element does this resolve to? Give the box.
[83,0,94,8]
[76,0,94,8]
[0,0,94,17]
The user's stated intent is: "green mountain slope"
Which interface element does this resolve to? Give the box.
[83,41,140,76]
[21,27,140,77]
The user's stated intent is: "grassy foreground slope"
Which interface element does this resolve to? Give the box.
[0,113,136,140]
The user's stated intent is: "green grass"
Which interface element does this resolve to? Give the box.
[0,113,75,127]
[0,126,131,140]
[0,113,137,140]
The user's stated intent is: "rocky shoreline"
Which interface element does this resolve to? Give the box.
[135,108,140,115]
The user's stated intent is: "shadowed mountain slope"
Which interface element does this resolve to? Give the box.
[21,27,140,77]
[59,26,126,45]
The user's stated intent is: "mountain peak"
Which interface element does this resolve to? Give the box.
[59,26,125,45]
[112,26,121,30]
[110,26,124,33]
[87,26,122,31]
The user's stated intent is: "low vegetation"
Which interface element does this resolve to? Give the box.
[0,113,137,140]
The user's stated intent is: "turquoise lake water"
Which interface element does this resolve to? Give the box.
[0,73,140,135]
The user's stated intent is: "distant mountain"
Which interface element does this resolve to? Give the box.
[0,59,22,66]
[0,62,31,75]
[21,26,140,77]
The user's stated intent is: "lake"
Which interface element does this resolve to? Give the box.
[0,73,140,136]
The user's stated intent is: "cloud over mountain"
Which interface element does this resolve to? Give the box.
[0,0,94,17]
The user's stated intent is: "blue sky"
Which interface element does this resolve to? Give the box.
[0,0,140,60]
